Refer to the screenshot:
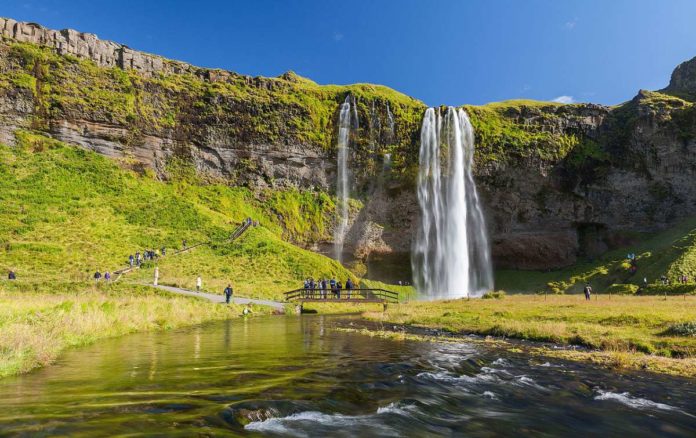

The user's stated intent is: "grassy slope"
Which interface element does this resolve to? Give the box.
[0,133,354,300]
[495,217,696,294]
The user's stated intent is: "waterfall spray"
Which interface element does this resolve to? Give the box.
[411,107,493,299]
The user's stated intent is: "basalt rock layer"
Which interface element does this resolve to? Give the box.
[2,18,696,271]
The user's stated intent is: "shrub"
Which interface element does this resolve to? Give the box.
[482,290,506,299]
[663,322,696,337]
[605,283,639,295]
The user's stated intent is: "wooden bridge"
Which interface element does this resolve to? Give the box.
[284,288,399,307]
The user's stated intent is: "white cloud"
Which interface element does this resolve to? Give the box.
[552,95,575,104]
[564,21,576,30]
[333,32,344,42]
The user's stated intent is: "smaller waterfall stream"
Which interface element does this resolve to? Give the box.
[412,107,493,299]
[334,96,353,261]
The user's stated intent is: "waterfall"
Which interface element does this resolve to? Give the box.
[411,107,493,299]
[386,102,395,142]
[334,96,353,261]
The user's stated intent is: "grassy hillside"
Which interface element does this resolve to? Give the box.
[0,132,354,299]
[495,217,696,294]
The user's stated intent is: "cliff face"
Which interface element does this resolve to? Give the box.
[2,18,696,271]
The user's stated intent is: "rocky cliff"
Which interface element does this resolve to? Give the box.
[2,18,696,272]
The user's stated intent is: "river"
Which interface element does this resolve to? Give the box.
[0,315,694,436]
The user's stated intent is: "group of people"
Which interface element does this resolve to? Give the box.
[93,270,112,282]
[129,248,166,267]
[660,274,691,285]
[303,277,355,299]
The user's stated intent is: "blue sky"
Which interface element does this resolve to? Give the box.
[3,0,696,106]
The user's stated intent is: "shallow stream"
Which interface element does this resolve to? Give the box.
[0,315,694,436]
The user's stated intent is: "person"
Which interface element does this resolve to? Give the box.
[330,278,337,298]
[196,276,202,292]
[321,278,327,299]
[346,278,353,299]
[336,281,342,299]
[104,271,111,282]
[161,247,166,256]
[129,254,134,267]
[154,267,159,286]
[135,251,141,266]
[94,270,102,282]
[8,270,16,280]
[224,284,234,304]
[183,240,187,250]
[643,277,648,287]
[583,283,592,301]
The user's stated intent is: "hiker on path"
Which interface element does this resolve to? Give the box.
[183,240,187,250]
[135,252,141,266]
[196,276,202,292]
[104,271,111,282]
[583,283,592,301]
[129,254,134,267]
[154,267,159,286]
[346,278,353,299]
[8,270,16,280]
[94,270,102,282]
[161,247,166,256]
[224,284,234,304]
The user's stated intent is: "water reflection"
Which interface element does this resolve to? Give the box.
[0,316,693,436]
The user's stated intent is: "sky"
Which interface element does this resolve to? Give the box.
[2,0,696,106]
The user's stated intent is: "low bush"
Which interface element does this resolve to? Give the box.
[663,322,696,337]
[605,283,639,295]
[482,290,506,299]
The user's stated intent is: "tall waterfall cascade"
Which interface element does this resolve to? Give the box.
[411,107,494,299]
[334,96,354,261]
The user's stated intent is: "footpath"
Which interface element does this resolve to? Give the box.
[152,284,286,312]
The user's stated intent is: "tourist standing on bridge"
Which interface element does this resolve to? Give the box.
[336,281,342,299]
[196,275,202,292]
[321,278,327,299]
[224,284,233,304]
[330,278,337,298]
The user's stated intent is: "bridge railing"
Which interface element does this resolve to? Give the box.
[284,288,400,303]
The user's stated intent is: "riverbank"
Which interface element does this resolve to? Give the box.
[0,281,269,378]
[354,295,696,377]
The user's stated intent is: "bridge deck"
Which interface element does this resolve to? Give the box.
[284,288,399,304]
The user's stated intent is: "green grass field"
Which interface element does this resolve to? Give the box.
[362,295,696,376]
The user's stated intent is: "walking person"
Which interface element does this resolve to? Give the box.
[104,271,111,283]
[224,283,234,304]
[8,270,16,280]
[196,275,202,292]
[346,278,353,299]
[583,283,592,301]
[129,254,134,267]
[94,270,102,282]
[154,267,159,286]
